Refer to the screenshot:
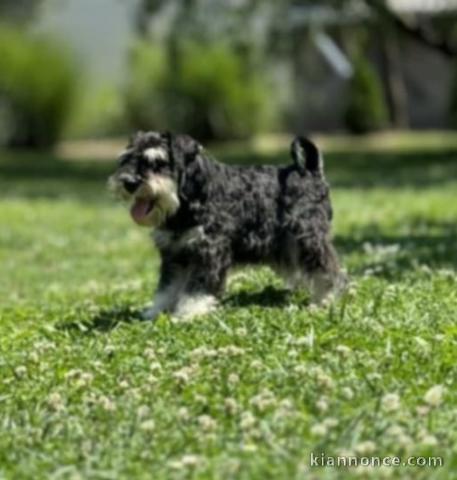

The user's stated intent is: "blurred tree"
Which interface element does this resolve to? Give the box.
[134,0,457,133]
[0,0,44,24]
[344,54,388,133]
[128,0,279,139]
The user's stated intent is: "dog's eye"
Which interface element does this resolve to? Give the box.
[151,159,169,171]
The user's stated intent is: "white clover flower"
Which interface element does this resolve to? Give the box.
[168,461,184,470]
[228,373,240,385]
[398,434,413,449]
[146,374,158,385]
[381,393,401,412]
[241,443,257,453]
[323,417,339,428]
[315,368,334,389]
[294,364,307,375]
[119,380,130,389]
[76,372,94,388]
[250,360,263,370]
[137,405,150,419]
[294,334,314,348]
[140,419,155,432]
[143,348,156,360]
[178,407,190,421]
[240,411,256,430]
[149,361,162,372]
[288,349,299,358]
[218,346,245,357]
[250,389,276,412]
[316,397,329,413]
[194,394,208,405]
[416,405,430,416]
[189,347,218,360]
[65,369,82,380]
[224,397,238,415]
[198,415,217,431]
[279,398,294,410]
[355,440,376,455]
[14,366,27,378]
[342,387,354,401]
[424,385,445,407]
[104,344,116,356]
[91,360,104,371]
[310,423,327,437]
[173,367,194,384]
[420,435,438,447]
[47,392,64,411]
[180,454,202,467]
[414,337,429,351]
[99,396,116,412]
[337,449,355,458]
[29,352,39,363]
[335,345,352,357]
[235,327,248,337]
[386,425,403,437]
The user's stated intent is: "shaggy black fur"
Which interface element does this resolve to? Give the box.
[111,131,344,318]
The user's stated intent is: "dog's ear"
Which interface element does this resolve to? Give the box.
[171,133,202,162]
[291,136,322,176]
[164,132,202,170]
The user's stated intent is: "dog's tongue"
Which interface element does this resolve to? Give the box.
[130,198,152,224]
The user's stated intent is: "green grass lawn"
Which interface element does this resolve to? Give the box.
[1,142,457,479]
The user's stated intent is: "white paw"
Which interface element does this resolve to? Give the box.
[173,294,218,322]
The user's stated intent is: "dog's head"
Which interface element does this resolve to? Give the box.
[108,131,202,227]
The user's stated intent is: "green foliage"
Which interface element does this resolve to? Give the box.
[66,85,126,139]
[0,26,78,149]
[344,56,388,134]
[125,41,276,140]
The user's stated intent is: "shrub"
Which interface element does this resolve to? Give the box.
[66,85,126,139]
[124,41,276,140]
[0,26,77,149]
[344,56,388,134]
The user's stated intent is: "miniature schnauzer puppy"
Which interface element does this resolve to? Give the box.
[108,131,345,320]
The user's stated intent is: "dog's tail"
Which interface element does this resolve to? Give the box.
[290,136,323,176]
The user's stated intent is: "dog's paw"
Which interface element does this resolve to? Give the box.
[172,294,218,322]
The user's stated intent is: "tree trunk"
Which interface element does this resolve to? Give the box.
[381,30,409,129]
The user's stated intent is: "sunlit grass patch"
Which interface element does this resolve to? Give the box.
[1,145,457,479]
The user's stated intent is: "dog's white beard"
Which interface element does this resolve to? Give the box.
[143,175,180,227]
[126,175,179,228]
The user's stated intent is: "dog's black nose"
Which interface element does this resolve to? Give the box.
[119,174,140,194]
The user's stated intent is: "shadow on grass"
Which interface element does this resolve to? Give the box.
[336,219,457,278]
[0,151,113,201]
[224,286,310,308]
[58,305,146,333]
[58,287,309,335]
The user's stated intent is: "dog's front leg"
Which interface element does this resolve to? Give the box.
[173,240,232,320]
[141,255,189,320]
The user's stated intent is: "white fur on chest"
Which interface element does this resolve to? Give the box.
[153,226,206,251]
